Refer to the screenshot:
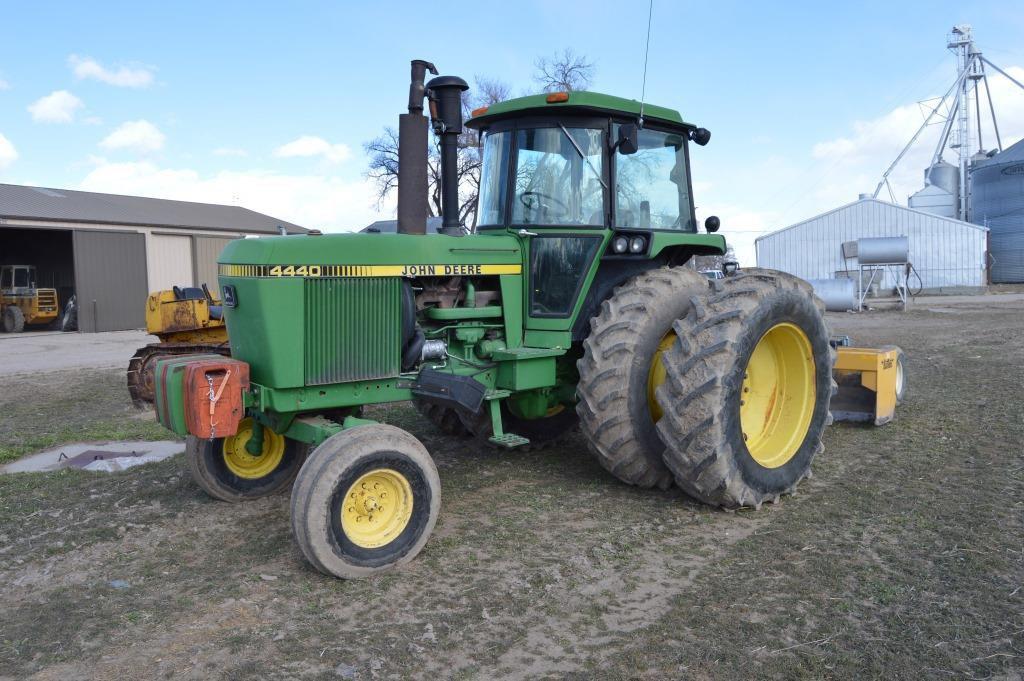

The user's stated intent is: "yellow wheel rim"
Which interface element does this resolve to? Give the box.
[740,323,816,468]
[340,469,414,549]
[222,418,286,479]
[647,331,676,423]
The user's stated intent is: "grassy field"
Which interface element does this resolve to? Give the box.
[0,370,168,464]
[1,297,1022,680]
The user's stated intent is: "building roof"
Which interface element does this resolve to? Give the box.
[466,91,693,129]
[0,183,306,234]
[755,197,987,244]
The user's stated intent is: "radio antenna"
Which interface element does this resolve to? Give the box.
[638,0,654,128]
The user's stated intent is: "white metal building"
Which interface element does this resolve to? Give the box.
[0,183,306,331]
[755,197,989,290]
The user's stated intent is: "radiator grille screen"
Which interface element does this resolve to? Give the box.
[304,277,401,385]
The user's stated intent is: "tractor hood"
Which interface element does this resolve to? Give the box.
[219,232,524,272]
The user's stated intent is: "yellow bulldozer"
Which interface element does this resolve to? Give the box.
[1,265,60,333]
[127,284,229,407]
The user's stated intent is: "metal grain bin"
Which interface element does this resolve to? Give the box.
[972,139,1024,283]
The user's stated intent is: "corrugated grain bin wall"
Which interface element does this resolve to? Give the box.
[755,199,988,288]
[972,139,1024,283]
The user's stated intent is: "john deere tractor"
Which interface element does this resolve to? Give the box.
[154,60,894,579]
[1,265,59,332]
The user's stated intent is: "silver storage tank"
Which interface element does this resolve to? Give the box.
[972,138,1024,283]
[857,236,909,264]
[808,278,856,311]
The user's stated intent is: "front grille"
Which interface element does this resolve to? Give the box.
[304,277,401,385]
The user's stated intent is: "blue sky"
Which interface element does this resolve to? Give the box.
[1,1,1022,262]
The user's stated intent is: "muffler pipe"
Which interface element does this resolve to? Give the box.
[396,59,437,236]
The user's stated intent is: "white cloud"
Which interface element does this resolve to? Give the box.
[213,147,248,157]
[27,90,83,123]
[808,65,1024,206]
[0,77,9,91]
[0,134,18,169]
[273,135,351,163]
[100,120,165,153]
[79,160,388,231]
[68,55,154,88]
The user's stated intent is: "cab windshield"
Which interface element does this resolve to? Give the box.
[475,122,696,231]
[477,127,606,227]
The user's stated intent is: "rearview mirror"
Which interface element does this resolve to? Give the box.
[615,124,639,155]
[705,215,721,233]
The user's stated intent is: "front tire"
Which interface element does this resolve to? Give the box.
[3,306,25,333]
[186,418,307,502]
[290,424,441,579]
[655,269,835,508]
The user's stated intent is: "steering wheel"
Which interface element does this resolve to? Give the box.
[520,191,569,216]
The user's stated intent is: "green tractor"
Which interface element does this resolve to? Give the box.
[155,60,836,579]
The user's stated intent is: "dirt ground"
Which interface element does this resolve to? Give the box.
[1,295,1022,680]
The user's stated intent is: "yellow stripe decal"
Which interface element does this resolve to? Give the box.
[218,263,522,278]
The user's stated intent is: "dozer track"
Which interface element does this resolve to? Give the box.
[127,342,231,408]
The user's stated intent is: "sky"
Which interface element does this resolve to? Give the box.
[1,1,1023,264]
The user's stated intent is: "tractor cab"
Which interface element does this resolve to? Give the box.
[465,92,719,323]
[1,265,39,294]
[467,92,709,236]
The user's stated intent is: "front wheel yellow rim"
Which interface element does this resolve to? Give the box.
[222,418,286,479]
[341,469,414,549]
[739,323,816,469]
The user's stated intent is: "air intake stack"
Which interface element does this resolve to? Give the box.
[426,75,469,236]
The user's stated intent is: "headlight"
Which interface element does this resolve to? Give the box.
[612,236,629,254]
[629,236,646,253]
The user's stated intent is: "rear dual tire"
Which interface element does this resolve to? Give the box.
[576,266,711,488]
[654,269,836,508]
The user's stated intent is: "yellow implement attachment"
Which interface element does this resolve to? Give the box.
[831,345,905,426]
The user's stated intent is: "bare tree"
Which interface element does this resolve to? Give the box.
[533,49,595,92]
[365,54,596,229]
[364,75,511,229]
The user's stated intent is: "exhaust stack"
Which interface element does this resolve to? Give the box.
[426,75,469,236]
[396,59,437,236]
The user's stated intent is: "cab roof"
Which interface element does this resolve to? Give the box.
[465,91,693,130]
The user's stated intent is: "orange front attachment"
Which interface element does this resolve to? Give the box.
[183,359,250,439]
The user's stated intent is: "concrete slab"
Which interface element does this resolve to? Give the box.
[1,440,184,474]
[0,329,157,377]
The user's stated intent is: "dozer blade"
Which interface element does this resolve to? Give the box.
[830,346,904,426]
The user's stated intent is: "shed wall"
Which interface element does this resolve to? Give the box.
[755,201,987,288]
[193,236,235,290]
[149,233,194,291]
